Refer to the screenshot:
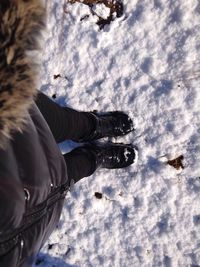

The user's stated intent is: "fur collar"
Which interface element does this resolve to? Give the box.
[0,0,46,148]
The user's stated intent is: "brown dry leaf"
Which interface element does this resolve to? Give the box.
[53,74,61,79]
[167,155,184,170]
[94,192,103,199]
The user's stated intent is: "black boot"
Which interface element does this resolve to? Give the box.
[78,111,134,142]
[78,142,137,169]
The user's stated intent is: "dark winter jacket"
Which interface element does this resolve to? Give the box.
[0,1,69,266]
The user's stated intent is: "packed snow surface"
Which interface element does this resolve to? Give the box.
[35,0,200,266]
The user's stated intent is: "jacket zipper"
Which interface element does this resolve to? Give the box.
[0,182,69,256]
[19,237,24,262]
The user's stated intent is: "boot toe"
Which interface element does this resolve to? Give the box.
[99,143,137,169]
[116,112,134,135]
[116,145,137,168]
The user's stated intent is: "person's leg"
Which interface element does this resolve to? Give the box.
[64,142,137,184]
[64,147,96,184]
[35,92,134,144]
[36,92,136,184]
[35,91,96,143]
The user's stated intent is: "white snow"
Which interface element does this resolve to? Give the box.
[92,3,111,19]
[34,0,200,266]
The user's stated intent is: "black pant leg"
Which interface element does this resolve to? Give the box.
[35,91,95,143]
[64,148,96,183]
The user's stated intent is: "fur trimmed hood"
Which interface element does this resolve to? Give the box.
[0,0,46,148]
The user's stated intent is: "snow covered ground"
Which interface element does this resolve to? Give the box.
[34,0,200,266]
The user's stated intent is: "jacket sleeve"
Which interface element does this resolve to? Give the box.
[0,143,25,234]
